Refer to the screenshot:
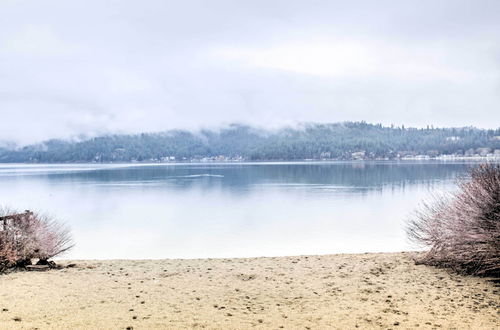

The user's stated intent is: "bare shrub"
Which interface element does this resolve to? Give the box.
[407,163,500,277]
[0,209,73,271]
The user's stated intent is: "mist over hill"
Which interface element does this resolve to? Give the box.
[1,122,499,163]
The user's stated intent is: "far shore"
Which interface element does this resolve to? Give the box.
[1,252,498,329]
[1,157,500,166]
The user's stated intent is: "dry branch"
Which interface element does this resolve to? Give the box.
[407,163,500,277]
[0,209,73,271]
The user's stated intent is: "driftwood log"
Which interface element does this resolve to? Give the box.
[26,265,50,271]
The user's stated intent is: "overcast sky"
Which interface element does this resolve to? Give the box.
[1,0,499,144]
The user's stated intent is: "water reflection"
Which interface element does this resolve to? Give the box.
[0,161,473,189]
[0,161,477,259]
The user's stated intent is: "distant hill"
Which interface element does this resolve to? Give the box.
[1,122,499,163]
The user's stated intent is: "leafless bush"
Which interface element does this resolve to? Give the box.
[407,163,500,277]
[0,209,73,271]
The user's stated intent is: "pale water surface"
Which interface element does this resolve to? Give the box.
[0,161,479,259]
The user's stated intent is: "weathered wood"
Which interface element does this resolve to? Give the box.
[0,210,32,221]
[0,211,33,230]
[26,265,50,271]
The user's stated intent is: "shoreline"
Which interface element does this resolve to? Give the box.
[1,158,500,166]
[1,252,498,329]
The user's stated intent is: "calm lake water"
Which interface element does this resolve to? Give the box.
[0,161,481,259]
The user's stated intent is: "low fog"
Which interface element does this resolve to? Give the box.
[1,0,499,145]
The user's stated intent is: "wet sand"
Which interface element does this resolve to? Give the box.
[0,252,498,329]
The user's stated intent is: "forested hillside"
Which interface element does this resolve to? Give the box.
[1,122,499,163]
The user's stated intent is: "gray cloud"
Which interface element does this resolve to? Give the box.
[1,0,499,144]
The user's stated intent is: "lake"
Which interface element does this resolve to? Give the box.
[0,161,481,259]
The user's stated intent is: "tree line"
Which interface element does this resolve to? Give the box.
[0,122,499,163]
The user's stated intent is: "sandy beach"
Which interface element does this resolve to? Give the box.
[0,252,498,329]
